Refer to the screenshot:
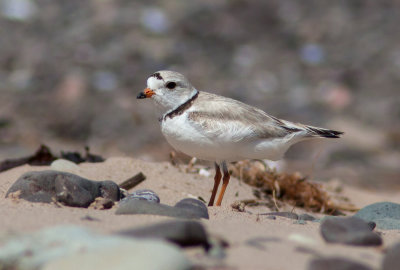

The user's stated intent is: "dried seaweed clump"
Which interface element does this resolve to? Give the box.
[229,160,342,214]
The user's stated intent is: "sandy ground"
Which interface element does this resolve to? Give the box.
[1,157,400,270]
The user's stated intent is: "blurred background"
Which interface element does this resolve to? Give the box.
[0,0,399,188]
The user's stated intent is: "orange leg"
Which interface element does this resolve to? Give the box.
[208,163,222,206]
[216,162,230,206]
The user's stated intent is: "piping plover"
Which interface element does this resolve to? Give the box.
[137,71,343,206]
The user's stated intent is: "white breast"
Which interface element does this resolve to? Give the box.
[161,112,220,161]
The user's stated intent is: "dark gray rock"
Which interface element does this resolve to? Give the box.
[123,189,160,203]
[117,220,210,250]
[5,170,120,208]
[174,198,209,219]
[382,243,400,270]
[367,221,376,230]
[308,257,372,270]
[116,199,209,219]
[320,216,382,246]
[354,202,400,230]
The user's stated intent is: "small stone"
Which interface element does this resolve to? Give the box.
[320,216,382,246]
[198,168,210,177]
[294,220,307,225]
[299,214,316,221]
[355,202,400,230]
[308,257,372,270]
[117,220,210,250]
[288,234,316,246]
[51,159,81,174]
[367,221,376,230]
[207,236,227,259]
[116,199,209,219]
[261,212,298,220]
[383,243,400,270]
[5,170,120,208]
[266,215,276,220]
[122,189,160,203]
[174,198,209,219]
[245,237,281,250]
[80,215,100,222]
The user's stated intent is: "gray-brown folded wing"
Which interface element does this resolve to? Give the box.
[187,92,295,142]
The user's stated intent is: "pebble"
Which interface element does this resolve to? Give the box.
[354,202,400,230]
[261,212,298,220]
[308,257,372,270]
[80,215,100,222]
[198,168,211,177]
[382,242,400,270]
[5,170,120,208]
[299,214,316,221]
[174,198,209,219]
[245,237,281,250]
[123,189,160,203]
[50,159,81,174]
[117,220,210,250]
[294,220,307,225]
[320,216,382,246]
[0,226,190,270]
[116,198,209,219]
[288,234,316,246]
[207,236,227,259]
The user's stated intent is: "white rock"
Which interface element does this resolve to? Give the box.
[288,233,317,246]
[50,159,81,174]
[198,168,211,177]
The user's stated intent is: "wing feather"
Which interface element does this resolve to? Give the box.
[187,92,292,142]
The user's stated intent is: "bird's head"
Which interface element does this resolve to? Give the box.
[137,71,197,112]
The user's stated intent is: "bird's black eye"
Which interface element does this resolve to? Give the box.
[166,82,176,89]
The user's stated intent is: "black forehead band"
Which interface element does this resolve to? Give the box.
[151,72,163,80]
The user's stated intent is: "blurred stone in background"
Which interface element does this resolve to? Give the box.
[0,1,399,188]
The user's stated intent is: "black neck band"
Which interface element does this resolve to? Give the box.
[162,91,199,121]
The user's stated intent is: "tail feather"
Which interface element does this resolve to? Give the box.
[305,125,344,138]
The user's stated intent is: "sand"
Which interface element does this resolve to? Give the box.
[1,157,400,270]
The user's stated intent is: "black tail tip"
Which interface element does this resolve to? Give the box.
[308,127,344,138]
[320,130,344,138]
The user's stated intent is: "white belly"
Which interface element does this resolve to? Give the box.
[160,114,305,163]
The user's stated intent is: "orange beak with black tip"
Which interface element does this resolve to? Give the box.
[137,88,155,99]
